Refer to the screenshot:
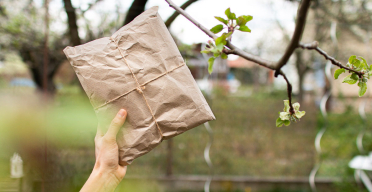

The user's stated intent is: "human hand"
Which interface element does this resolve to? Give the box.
[80,109,128,192]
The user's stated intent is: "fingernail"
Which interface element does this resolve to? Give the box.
[117,109,126,118]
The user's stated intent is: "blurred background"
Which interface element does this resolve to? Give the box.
[1,0,372,191]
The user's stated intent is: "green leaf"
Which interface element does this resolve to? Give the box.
[213,52,220,57]
[230,13,236,20]
[351,73,359,80]
[349,55,356,64]
[237,16,247,26]
[360,56,368,70]
[276,118,284,127]
[284,120,291,126]
[354,60,361,69]
[221,53,228,59]
[342,74,358,84]
[369,64,372,71]
[295,111,306,118]
[215,16,228,25]
[215,35,227,46]
[208,57,215,74]
[210,24,224,34]
[293,102,300,111]
[225,8,234,20]
[224,8,236,20]
[214,33,231,54]
[224,32,233,38]
[334,68,345,79]
[242,15,253,22]
[283,100,290,112]
[200,50,210,54]
[348,55,361,69]
[358,81,367,97]
[216,43,224,52]
[238,25,251,32]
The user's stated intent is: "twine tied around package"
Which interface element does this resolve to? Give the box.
[94,36,186,138]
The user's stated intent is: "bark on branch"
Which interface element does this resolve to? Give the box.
[123,0,148,25]
[63,0,81,46]
[164,0,293,109]
[299,41,364,77]
[165,0,198,28]
[164,0,276,70]
[81,0,103,15]
[274,0,311,76]
[279,71,294,114]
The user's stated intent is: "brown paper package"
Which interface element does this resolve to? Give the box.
[63,6,215,164]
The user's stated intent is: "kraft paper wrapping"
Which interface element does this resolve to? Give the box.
[63,6,215,164]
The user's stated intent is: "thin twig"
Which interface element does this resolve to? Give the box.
[279,71,295,114]
[81,0,103,15]
[165,0,216,39]
[165,0,198,28]
[164,0,276,70]
[299,41,364,77]
[165,0,300,111]
[274,0,311,77]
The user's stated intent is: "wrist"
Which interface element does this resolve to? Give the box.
[80,168,121,192]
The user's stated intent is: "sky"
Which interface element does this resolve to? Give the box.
[32,0,300,90]
[35,0,298,52]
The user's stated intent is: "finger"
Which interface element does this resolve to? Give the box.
[118,165,127,178]
[105,109,127,140]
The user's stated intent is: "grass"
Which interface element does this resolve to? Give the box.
[0,85,367,191]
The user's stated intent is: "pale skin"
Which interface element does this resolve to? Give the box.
[80,109,128,192]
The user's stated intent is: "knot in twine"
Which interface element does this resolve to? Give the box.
[136,86,145,94]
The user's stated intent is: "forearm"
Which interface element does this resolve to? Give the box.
[80,168,120,192]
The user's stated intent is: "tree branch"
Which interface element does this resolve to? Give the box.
[274,0,311,77]
[227,44,276,70]
[123,0,148,25]
[163,0,330,111]
[165,0,198,28]
[299,41,364,77]
[81,0,103,15]
[63,0,81,46]
[164,0,276,70]
[279,71,294,114]
[165,0,216,39]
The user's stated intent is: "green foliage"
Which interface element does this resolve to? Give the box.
[358,81,367,96]
[210,24,224,34]
[214,16,228,25]
[238,25,251,32]
[276,100,306,127]
[208,57,215,74]
[342,74,358,84]
[334,68,345,79]
[202,8,253,74]
[335,55,371,97]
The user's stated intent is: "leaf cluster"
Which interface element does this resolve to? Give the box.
[201,8,253,74]
[334,55,372,97]
[210,8,252,34]
[276,100,305,127]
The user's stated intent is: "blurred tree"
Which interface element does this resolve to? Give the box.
[277,0,372,102]
[0,0,66,93]
[0,0,198,95]
[124,0,148,25]
[63,0,81,46]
